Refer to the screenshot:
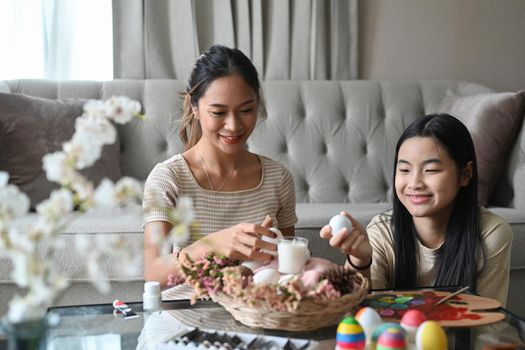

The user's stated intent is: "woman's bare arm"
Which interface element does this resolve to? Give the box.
[144,221,178,288]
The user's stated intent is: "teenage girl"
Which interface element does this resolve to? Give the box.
[321,114,512,305]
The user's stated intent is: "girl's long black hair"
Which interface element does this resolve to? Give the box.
[392,114,483,290]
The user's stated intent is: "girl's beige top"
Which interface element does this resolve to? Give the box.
[368,207,512,306]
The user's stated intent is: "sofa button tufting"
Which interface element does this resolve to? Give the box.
[158,141,167,152]
[321,143,327,154]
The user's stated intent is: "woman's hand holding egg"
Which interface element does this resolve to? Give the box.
[320,211,373,267]
[260,227,283,256]
[210,222,278,261]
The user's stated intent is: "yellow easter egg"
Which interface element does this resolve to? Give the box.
[415,320,447,350]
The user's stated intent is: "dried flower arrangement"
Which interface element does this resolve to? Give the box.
[177,252,369,330]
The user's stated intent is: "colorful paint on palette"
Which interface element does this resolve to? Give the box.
[361,291,482,322]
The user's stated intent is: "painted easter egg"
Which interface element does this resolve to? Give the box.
[335,316,366,349]
[355,307,383,342]
[371,323,406,349]
[329,214,353,235]
[400,309,426,343]
[261,227,284,256]
[252,268,280,285]
[415,320,447,350]
[377,325,407,350]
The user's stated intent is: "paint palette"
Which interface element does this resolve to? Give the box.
[361,290,504,327]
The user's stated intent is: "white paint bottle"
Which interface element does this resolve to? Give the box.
[143,281,161,311]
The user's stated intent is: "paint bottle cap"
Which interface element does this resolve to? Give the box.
[144,281,160,293]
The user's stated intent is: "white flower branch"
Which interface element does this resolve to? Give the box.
[0,96,147,323]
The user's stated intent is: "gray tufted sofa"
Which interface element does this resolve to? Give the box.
[1,79,524,318]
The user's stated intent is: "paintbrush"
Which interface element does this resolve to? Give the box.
[434,286,471,307]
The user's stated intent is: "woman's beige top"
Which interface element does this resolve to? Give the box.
[367,207,512,306]
[143,153,298,250]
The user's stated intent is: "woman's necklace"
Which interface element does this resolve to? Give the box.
[197,150,238,191]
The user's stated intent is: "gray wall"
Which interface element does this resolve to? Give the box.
[359,0,525,92]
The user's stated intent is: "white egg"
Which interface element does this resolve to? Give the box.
[278,274,295,285]
[253,268,281,285]
[241,260,266,271]
[328,214,352,235]
[261,227,284,256]
[355,307,383,343]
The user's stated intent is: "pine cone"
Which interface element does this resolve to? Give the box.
[320,266,360,295]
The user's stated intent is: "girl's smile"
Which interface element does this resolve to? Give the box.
[406,194,432,204]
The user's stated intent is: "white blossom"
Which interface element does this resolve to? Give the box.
[171,196,194,225]
[43,151,72,183]
[104,96,141,124]
[2,96,154,323]
[75,113,117,146]
[120,254,141,277]
[63,138,102,170]
[8,228,34,253]
[86,252,110,294]
[93,178,116,208]
[36,189,74,224]
[8,296,46,323]
[10,252,31,287]
[29,270,68,304]
[83,99,106,115]
[114,177,143,205]
[0,171,8,186]
[70,176,95,204]
[74,234,91,256]
[0,184,30,219]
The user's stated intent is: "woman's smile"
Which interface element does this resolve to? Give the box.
[220,134,243,144]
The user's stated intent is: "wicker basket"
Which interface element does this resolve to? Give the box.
[211,272,369,331]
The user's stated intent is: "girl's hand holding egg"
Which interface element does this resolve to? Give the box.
[329,214,353,235]
[320,211,373,269]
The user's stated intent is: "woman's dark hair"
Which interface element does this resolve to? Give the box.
[391,113,483,290]
[178,44,266,150]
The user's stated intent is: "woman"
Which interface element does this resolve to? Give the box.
[321,114,512,305]
[143,44,297,289]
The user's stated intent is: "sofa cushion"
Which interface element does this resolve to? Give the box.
[438,91,525,206]
[0,93,121,209]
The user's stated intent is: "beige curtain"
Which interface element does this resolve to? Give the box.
[112,0,358,80]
